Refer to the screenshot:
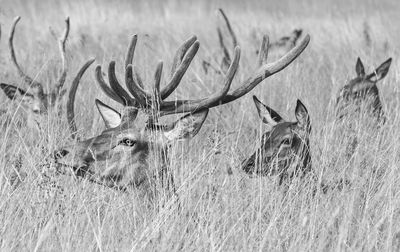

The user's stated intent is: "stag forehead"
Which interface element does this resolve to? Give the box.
[100,110,158,138]
[119,108,149,128]
[101,125,142,138]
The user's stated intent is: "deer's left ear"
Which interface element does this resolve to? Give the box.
[368,58,392,82]
[253,96,283,126]
[163,109,209,141]
[95,99,121,129]
[295,99,311,131]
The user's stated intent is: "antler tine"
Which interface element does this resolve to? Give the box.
[153,61,163,107]
[220,34,310,104]
[67,58,95,140]
[170,35,197,77]
[125,64,149,107]
[132,66,145,90]
[54,17,70,95]
[108,61,136,106]
[257,35,269,67]
[160,40,200,99]
[147,61,164,123]
[95,65,125,105]
[124,34,145,89]
[9,16,40,87]
[218,8,238,47]
[125,34,137,69]
[158,46,240,116]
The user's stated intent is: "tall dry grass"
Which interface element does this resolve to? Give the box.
[0,0,400,251]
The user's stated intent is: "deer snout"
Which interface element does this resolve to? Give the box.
[53,146,93,177]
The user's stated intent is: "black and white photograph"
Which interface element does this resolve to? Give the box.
[0,0,398,251]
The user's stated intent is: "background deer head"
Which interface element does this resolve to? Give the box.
[241,96,312,184]
[0,16,70,128]
[336,57,392,121]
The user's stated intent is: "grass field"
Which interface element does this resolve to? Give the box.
[0,0,400,251]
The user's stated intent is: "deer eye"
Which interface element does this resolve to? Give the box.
[120,138,136,147]
[281,138,291,146]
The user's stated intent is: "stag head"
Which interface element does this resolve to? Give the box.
[336,57,392,121]
[0,16,70,128]
[57,104,209,189]
[241,96,311,184]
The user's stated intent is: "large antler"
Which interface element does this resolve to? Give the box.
[96,32,309,118]
[9,16,70,99]
[67,59,95,140]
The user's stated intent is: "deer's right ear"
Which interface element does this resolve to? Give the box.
[368,58,392,82]
[0,83,32,102]
[295,99,311,131]
[355,57,365,77]
[95,99,121,128]
[253,96,283,126]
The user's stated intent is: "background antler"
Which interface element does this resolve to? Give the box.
[202,8,238,75]
[9,16,70,102]
[9,16,41,88]
[53,17,70,97]
[67,59,95,140]
[217,8,238,71]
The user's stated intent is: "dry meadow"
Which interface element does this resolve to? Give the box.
[0,0,400,251]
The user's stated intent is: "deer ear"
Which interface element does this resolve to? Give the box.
[163,109,208,141]
[295,99,311,131]
[0,83,32,101]
[253,96,283,126]
[368,58,392,82]
[355,57,365,77]
[95,99,121,128]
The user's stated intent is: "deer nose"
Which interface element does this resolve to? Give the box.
[54,149,69,160]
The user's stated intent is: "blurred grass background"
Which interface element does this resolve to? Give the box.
[0,0,400,251]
